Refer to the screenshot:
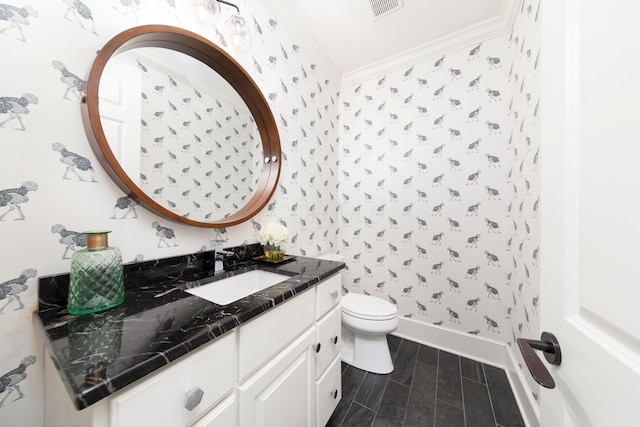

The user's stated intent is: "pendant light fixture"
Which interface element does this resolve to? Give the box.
[197,0,253,54]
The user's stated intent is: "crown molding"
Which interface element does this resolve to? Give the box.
[257,0,519,91]
[340,0,520,90]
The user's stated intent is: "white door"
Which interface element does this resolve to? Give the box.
[538,1,640,425]
[99,55,142,184]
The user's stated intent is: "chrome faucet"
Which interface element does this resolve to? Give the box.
[211,238,234,274]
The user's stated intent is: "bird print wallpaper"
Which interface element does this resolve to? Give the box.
[0,0,541,424]
[337,0,541,406]
[505,0,542,402]
[338,38,513,334]
[134,52,261,221]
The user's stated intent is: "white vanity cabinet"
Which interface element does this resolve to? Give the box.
[236,287,316,426]
[238,327,316,426]
[44,272,342,427]
[313,274,342,427]
[237,273,343,427]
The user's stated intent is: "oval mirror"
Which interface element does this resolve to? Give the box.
[82,25,281,228]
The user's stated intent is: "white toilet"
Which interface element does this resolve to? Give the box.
[340,292,399,374]
[316,253,399,374]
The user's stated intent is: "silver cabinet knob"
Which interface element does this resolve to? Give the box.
[330,291,339,299]
[184,387,204,411]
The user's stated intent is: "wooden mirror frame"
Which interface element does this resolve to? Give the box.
[81,25,281,228]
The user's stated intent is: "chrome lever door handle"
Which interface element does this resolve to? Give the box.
[517,331,561,389]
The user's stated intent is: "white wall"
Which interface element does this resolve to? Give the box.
[0,1,339,425]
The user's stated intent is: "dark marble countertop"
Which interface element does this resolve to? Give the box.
[35,246,344,410]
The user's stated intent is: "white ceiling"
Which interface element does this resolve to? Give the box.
[263,0,516,79]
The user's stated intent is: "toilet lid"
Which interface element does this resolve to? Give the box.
[341,293,398,320]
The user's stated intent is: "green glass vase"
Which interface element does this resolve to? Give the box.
[68,231,125,315]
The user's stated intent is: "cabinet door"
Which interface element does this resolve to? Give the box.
[238,328,315,427]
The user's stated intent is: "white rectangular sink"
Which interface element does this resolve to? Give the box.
[185,270,291,305]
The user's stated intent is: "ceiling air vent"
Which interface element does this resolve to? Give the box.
[369,0,404,19]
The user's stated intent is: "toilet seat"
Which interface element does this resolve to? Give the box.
[341,293,397,321]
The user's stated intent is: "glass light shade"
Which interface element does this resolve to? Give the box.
[196,0,221,28]
[223,14,252,53]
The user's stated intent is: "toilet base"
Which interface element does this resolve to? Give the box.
[341,325,394,374]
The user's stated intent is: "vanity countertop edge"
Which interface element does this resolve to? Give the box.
[35,254,345,410]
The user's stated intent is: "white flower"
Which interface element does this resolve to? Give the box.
[258,223,290,246]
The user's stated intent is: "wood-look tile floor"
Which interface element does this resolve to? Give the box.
[327,335,526,427]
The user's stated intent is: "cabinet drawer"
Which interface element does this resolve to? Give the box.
[315,274,341,320]
[238,289,314,381]
[315,306,341,379]
[316,355,342,427]
[110,332,235,427]
[191,394,236,427]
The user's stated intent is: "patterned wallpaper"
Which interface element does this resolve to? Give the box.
[337,0,542,405]
[135,53,261,221]
[506,0,542,403]
[0,1,339,425]
[338,36,513,335]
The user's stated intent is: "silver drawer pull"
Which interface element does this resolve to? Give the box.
[330,291,339,299]
[184,387,204,411]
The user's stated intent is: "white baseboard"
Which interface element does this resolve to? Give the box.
[504,345,540,427]
[393,317,539,427]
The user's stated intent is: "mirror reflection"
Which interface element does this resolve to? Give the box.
[99,47,262,222]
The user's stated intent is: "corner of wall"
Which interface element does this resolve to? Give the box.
[394,317,507,367]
